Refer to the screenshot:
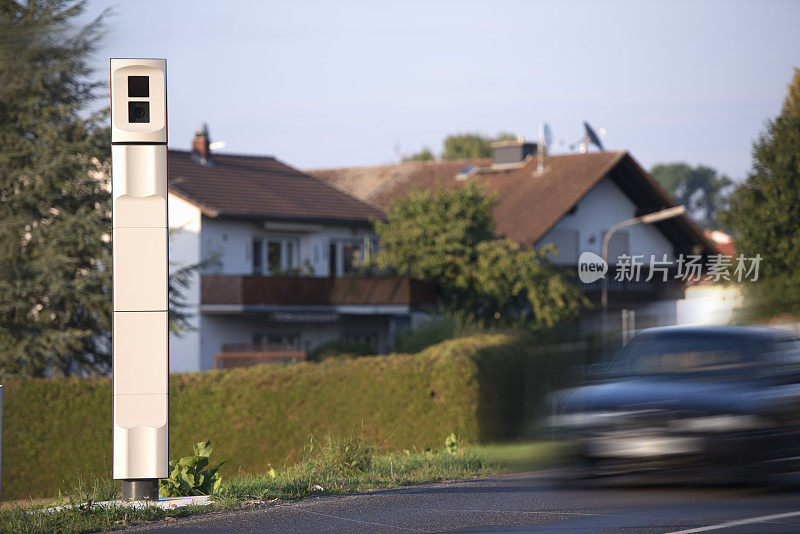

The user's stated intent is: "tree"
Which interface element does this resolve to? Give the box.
[650,163,733,229]
[402,147,435,162]
[372,183,584,327]
[373,183,495,299]
[722,68,800,316]
[0,0,112,377]
[473,240,584,328]
[442,133,491,160]
[441,132,518,160]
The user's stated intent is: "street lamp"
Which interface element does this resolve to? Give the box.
[600,205,686,343]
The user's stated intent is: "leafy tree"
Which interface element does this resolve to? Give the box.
[372,184,584,327]
[402,147,435,162]
[473,240,583,328]
[0,0,111,377]
[441,132,519,160]
[442,133,492,160]
[373,183,494,296]
[493,132,518,143]
[723,68,800,316]
[650,163,732,229]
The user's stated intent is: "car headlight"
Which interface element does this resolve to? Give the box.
[670,414,766,432]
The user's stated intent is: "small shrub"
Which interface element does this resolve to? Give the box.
[315,435,373,473]
[307,339,375,361]
[159,440,224,497]
[444,433,459,454]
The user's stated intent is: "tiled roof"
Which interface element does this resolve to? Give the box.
[167,150,384,224]
[310,151,717,254]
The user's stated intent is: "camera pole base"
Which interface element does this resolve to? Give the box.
[121,479,159,501]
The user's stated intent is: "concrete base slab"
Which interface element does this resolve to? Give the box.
[38,495,212,513]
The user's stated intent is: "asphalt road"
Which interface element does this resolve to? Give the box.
[123,472,800,533]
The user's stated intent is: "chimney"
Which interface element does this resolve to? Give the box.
[191,123,211,165]
[491,137,537,166]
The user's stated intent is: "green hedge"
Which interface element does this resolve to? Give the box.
[1,333,585,500]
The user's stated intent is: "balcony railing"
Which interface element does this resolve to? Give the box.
[201,275,436,307]
[215,343,306,369]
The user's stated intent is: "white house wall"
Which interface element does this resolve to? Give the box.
[167,193,202,372]
[538,178,676,265]
[165,213,377,371]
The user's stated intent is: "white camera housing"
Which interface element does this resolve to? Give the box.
[110,58,168,481]
[111,58,167,144]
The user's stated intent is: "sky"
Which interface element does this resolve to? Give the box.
[83,0,800,180]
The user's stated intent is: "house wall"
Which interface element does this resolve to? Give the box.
[167,194,203,372]
[538,177,676,265]
[538,178,681,333]
[167,208,383,371]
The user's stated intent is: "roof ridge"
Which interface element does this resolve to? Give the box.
[168,148,279,162]
[307,152,626,174]
[307,158,491,173]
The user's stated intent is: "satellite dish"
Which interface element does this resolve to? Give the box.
[539,122,553,149]
[583,121,604,151]
[536,122,553,175]
[570,121,606,153]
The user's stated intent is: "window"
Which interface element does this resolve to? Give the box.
[252,237,298,275]
[329,238,366,277]
[342,241,362,275]
[601,231,629,265]
[328,243,337,278]
[267,240,282,273]
[344,331,377,350]
[252,239,262,273]
[541,229,579,264]
[763,337,800,368]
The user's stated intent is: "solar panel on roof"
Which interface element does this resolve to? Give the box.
[455,165,478,180]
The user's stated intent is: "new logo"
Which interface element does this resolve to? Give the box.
[578,251,608,283]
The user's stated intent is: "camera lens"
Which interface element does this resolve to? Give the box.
[128,101,150,123]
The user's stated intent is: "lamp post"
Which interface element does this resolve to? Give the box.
[600,205,686,345]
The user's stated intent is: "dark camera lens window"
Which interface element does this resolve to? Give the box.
[128,101,150,123]
[127,76,149,97]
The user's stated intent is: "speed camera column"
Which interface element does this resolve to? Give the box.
[110,58,168,501]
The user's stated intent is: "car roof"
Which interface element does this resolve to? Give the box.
[634,325,795,340]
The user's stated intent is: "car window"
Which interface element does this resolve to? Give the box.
[611,333,757,375]
[761,337,800,368]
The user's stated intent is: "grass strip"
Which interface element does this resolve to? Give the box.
[0,441,561,534]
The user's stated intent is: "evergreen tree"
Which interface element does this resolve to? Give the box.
[0,1,111,377]
[723,68,800,316]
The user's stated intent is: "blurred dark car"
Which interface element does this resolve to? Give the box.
[548,326,800,478]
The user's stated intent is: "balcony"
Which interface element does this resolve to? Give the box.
[214,343,306,369]
[201,275,436,310]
